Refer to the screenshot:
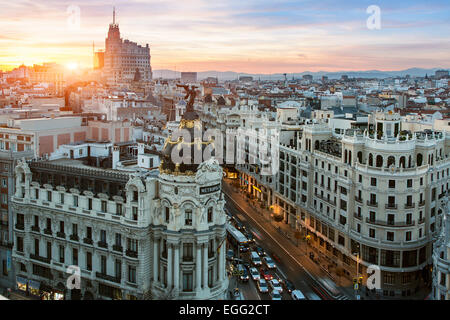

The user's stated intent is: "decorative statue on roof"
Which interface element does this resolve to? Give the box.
[176,84,197,113]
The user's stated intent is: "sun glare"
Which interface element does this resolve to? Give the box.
[66,62,78,70]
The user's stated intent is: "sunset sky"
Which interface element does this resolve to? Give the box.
[0,0,449,73]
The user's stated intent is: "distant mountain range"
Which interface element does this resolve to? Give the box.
[153,67,449,81]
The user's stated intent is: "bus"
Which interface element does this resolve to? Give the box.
[226,223,250,253]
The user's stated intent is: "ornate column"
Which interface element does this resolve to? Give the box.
[203,243,208,288]
[218,239,224,281]
[195,243,202,291]
[153,238,159,282]
[173,244,180,291]
[167,244,173,288]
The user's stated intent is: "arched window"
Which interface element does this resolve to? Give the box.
[315,140,319,150]
[348,150,352,164]
[387,156,395,168]
[357,151,363,164]
[369,153,373,167]
[207,207,213,223]
[408,155,412,168]
[417,153,423,166]
[344,150,348,163]
[185,209,193,226]
[399,156,406,168]
[376,155,383,168]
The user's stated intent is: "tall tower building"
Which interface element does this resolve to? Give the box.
[104,8,152,86]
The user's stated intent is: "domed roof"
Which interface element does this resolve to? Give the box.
[160,117,215,175]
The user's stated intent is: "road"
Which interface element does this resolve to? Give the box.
[223,180,352,301]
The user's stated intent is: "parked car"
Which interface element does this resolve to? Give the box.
[249,267,260,281]
[269,279,283,293]
[263,256,276,269]
[259,268,273,281]
[291,290,306,300]
[270,289,282,300]
[257,279,269,293]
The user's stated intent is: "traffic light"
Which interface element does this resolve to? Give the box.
[358,277,363,285]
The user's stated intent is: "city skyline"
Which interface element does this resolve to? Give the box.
[0,0,449,73]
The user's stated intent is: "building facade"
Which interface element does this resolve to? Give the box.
[432,195,449,300]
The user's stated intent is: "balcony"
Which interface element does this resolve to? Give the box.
[96,272,121,284]
[43,228,52,236]
[83,237,93,245]
[353,213,362,221]
[125,249,138,259]
[418,201,425,207]
[56,232,66,239]
[355,196,363,203]
[404,203,415,209]
[30,254,50,264]
[418,218,425,224]
[112,244,123,252]
[385,203,397,210]
[366,217,415,227]
[98,241,108,249]
[367,201,378,208]
[15,223,24,230]
[31,225,40,233]
[70,234,79,242]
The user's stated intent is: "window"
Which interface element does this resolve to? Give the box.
[369,229,375,238]
[185,209,193,226]
[101,201,107,213]
[60,193,64,204]
[387,232,394,241]
[389,180,395,188]
[183,272,193,292]
[86,252,92,271]
[384,273,395,285]
[73,248,78,265]
[101,256,107,274]
[47,191,52,202]
[165,207,170,223]
[88,198,92,210]
[183,243,193,261]
[34,238,40,255]
[73,195,78,207]
[207,207,213,223]
[358,175,362,183]
[115,259,121,279]
[115,233,122,247]
[100,230,106,243]
[371,178,377,186]
[128,265,136,283]
[405,232,412,242]
[59,221,64,234]
[407,179,413,188]
[59,245,65,263]
[17,237,23,252]
[35,189,39,199]
[132,206,138,221]
[116,203,122,216]
[72,223,78,236]
[86,227,92,239]
[127,238,138,253]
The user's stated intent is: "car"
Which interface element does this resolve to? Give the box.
[245,232,256,244]
[255,246,266,257]
[291,290,306,300]
[269,279,283,293]
[226,249,234,260]
[235,220,245,231]
[257,279,269,293]
[259,268,273,281]
[270,289,282,300]
[249,267,260,281]
[250,251,262,266]
[263,256,276,269]
[281,279,295,293]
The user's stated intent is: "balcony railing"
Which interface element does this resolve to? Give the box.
[96,272,121,284]
[385,203,397,210]
[98,241,108,249]
[112,244,123,252]
[355,196,363,203]
[70,234,79,241]
[56,232,66,239]
[43,228,52,236]
[83,237,93,245]
[367,201,378,207]
[15,223,24,230]
[126,249,138,258]
[31,226,40,233]
[30,254,50,264]
[353,213,362,220]
[418,201,425,207]
[404,203,415,209]
[366,217,415,227]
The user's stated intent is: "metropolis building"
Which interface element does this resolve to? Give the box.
[432,195,449,300]
[234,110,450,298]
[104,9,152,86]
[10,112,228,299]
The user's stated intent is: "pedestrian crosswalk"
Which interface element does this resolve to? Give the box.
[334,294,350,300]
